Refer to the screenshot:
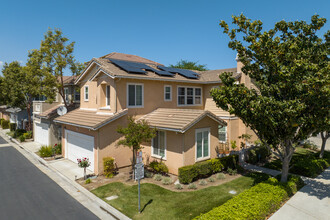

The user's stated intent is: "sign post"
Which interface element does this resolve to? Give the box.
[135,151,144,213]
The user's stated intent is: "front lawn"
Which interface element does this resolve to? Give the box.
[264,147,330,178]
[92,173,269,220]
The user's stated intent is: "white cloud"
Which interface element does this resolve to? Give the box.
[0,61,3,66]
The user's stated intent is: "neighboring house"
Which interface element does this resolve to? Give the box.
[54,52,256,175]
[33,76,80,146]
[6,107,30,130]
[0,105,10,121]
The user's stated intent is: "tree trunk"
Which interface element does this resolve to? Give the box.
[319,131,328,159]
[26,102,32,131]
[281,156,290,182]
[132,148,136,179]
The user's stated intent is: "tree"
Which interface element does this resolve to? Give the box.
[170,60,208,71]
[212,14,329,182]
[40,28,84,107]
[117,116,156,173]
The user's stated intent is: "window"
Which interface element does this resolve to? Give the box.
[64,87,69,102]
[127,84,143,107]
[106,85,110,106]
[177,87,202,106]
[218,125,227,142]
[164,85,172,101]
[84,86,89,101]
[152,131,166,158]
[196,128,210,160]
[74,89,80,101]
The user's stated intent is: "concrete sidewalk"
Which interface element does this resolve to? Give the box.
[0,129,130,220]
[270,168,330,220]
[241,162,281,177]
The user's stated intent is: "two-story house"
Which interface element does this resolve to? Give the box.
[54,52,256,175]
[33,76,80,146]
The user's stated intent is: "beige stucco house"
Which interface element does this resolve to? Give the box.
[54,52,256,175]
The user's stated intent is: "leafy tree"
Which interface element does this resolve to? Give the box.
[117,116,156,173]
[39,28,84,107]
[212,14,329,182]
[170,60,208,71]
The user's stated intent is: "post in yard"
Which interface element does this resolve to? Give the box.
[138,179,141,213]
[135,151,144,213]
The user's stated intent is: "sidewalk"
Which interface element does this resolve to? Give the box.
[0,129,130,220]
[241,162,281,176]
[270,167,330,220]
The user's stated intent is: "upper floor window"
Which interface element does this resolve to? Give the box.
[84,86,89,101]
[64,87,69,102]
[164,85,172,101]
[218,125,227,143]
[106,85,110,106]
[177,87,202,106]
[152,130,166,159]
[127,83,143,107]
[74,89,80,102]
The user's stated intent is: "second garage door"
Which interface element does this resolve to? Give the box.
[65,130,94,172]
[35,122,49,146]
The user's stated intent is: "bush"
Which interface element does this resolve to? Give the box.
[85,179,91,184]
[199,180,207,186]
[216,173,226,180]
[144,169,154,178]
[1,120,9,129]
[175,183,183,190]
[290,159,329,178]
[14,129,26,138]
[9,123,16,131]
[153,174,162,181]
[208,177,215,182]
[247,144,271,164]
[7,131,14,138]
[188,183,197,190]
[53,143,62,155]
[39,146,53,157]
[178,156,236,184]
[0,118,3,126]
[162,177,173,185]
[195,176,303,220]
[23,132,32,139]
[301,141,318,151]
[227,168,237,175]
[18,135,25,142]
[103,157,116,178]
[149,160,169,174]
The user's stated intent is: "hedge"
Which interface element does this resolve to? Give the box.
[178,155,237,184]
[247,144,271,164]
[1,120,9,129]
[195,175,303,220]
[149,160,169,174]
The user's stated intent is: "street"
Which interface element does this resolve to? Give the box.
[0,136,99,220]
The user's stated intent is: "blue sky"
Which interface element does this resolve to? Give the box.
[0,0,329,75]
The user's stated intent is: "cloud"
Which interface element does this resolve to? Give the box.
[0,61,3,66]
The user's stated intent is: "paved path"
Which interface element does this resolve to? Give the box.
[0,135,99,220]
[241,162,281,176]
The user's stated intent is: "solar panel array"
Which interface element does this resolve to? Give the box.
[108,58,200,79]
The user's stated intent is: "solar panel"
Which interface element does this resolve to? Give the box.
[157,66,200,79]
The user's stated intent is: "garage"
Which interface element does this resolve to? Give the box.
[35,122,49,146]
[65,129,94,172]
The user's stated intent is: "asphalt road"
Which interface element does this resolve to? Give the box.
[0,136,99,220]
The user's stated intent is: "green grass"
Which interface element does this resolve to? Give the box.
[91,173,269,220]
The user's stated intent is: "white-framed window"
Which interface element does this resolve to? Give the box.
[74,88,80,101]
[84,85,89,101]
[196,128,210,161]
[106,85,110,106]
[152,130,166,159]
[218,125,227,143]
[127,83,143,108]
[177,86,202,106]
[64,87,69,102]
[164,85,172,101]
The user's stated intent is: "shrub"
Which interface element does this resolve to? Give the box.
[39,146,53,157]
[9,123,16,131]
[153,174,163,181]
[199,180,207,186]
[85,179,91,184]
[23,132,32,139]
[7,131,14,138]
[230,140,238,150]
[149,160,169,174]
[162,177,173,185]
[188,183,197,190]
[178,165,198,184]
[216,173,226,180]
[219,155,239,170]
[1,120,9,129]
[144,169,154,178]
[290,159,329,178]
[14,129,26,138]
[0,118,3,126]
[301,141,318,151]
[18,135,25,142]
[208,177,215,182]
[227,168,237,175]
[195,176,303,220]
[103,157,116,178]
[247,144,271,164]
[175,183,183,190]
[53,143,62,155]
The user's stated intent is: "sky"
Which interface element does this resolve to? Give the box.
[0,0,329,75]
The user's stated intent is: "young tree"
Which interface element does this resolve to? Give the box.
[40,28,84,107]
[170,60,208,71]
[212,14,329,182]
[117,116,156,172]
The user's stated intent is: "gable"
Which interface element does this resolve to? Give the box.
[75,61,101,84]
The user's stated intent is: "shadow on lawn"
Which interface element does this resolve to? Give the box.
[141,199,153,213]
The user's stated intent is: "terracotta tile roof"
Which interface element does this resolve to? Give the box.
[201,68,239,82]
[101,52,163,66]
[39,104,78,119]
[138,108,226,133]
[61,75,77,85]
[54,109,128,130]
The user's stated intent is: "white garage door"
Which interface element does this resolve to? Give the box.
[35,122,49,146]
[65,130,94,172]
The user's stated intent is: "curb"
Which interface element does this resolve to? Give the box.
[1,131,130,220]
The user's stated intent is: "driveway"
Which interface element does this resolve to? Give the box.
[308,133,330,151]
[0,136,99,220]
